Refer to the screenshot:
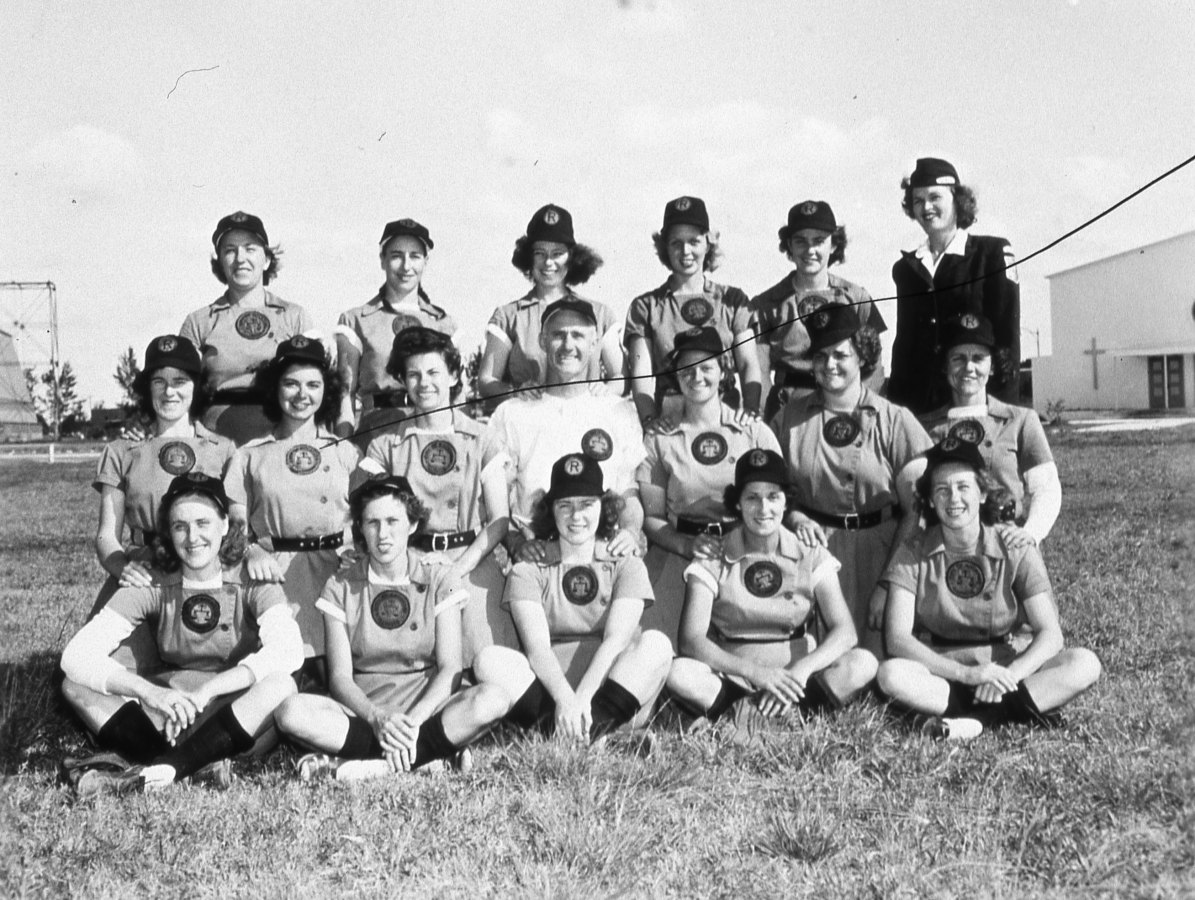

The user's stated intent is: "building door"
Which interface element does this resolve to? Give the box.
[1166,355,1185,408]
[1148,357,1166,409]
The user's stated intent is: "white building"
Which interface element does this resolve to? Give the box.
[1034,231,1195,412]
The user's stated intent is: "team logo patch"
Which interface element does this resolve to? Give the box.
[809,310,830,330]
[285,444,322,475]
[691,431,728,465]
[397,218,418,228]
[946,559,986,599]
[543,209,560,225]
[823,414,860,447]
[800,201,818,216]
[158,441,197,476]
[420,439,457,476]
[290,334,310,349]
[940,436,962,452]
[391,313,421,335]
[959,313,981,330]
[157,336,177,353]
[746,449,769,468]
[563,455,585,476]
[181,594,220,634]
[230,211,248,222]
[797,294,829,318]
[562,566,599,606]
[234,310,271,340]
[743,561,782,598]
[680,297,713,326]
[371,589,411,629]
[674,197,691,211]
[581,428,613,461]
[948,420,986,445]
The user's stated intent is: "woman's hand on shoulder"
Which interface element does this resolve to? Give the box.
[245,544,285,582]
[117,560,155,589]
[995,523,1036,549]
[689,533,722,560]
[606,528,644,558]
[514,539,549,564]
[786,513,827,548]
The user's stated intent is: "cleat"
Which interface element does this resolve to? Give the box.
[297,753,340,782]
[724,698,768,748]
[334,759,394,781]
[60,752,131,789]
[186,758,232,791]
[914,714,983,741]
[75,766,146,799]
[450,747,473,774]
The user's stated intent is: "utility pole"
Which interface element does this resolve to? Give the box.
[1,281,60,439]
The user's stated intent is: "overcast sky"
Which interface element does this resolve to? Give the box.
[4,0,1195,405]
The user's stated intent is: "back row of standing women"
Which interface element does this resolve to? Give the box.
[61,156,1099,794]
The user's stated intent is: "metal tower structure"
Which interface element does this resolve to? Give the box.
[1,281,60,439]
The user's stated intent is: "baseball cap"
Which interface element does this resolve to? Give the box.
[662,195,710,233]
[804,303,862,354]
[143,335,202,379]
[907,158,960,188]
[525,204,575,247]
[545,453,605,503]
[163,472,230,515]
[212,211,268,248]
[380,218,433,251]
[779,200,837,241]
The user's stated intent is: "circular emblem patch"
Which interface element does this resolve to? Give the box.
[959,313,981,329]
[562,566,599,606]
[823,414,860,448]
[948,420,986,445]
[675,197,691,211]
[544,209,560,225]
[796,294,829,318]
[371,589,411,629]
[941,435,962,452]
[800,201,819,216]
[563,455,585,476]
[234,310,271,340]
[181,594,220,634]
[691,431,728,465]
[290,334,310,349]
[285,444,322,475]
[158,441,197,476]
[581,428,613,461]
[680,297,713,326]
[391,313,421,336]
[420,439,457,476]
[946,559,986,599]
[743,561,783,598]
[157,336,177,353]
[746,449,769,468]
[809,310,830,330]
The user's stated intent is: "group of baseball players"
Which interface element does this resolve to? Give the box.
[59,157,1101,797]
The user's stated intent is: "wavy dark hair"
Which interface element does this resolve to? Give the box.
[779,225,847,267]
[385,328,464,401]
[915,459,1015,527]
[132,367,212,422]
[900,183,978,231]
[652,228,724,273]
[210,244,283,286]
[257,357,342,429]
[349,479,430,552]
[807,325,883,379]
[152,496,247,574]
[510,237,603,286]
[529,491,624,541]
[658,347,737,397]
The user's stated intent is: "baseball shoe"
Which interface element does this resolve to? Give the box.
[724,697,768,748]
[914,714,983,741]
[185,758,232,791]
[74,766,146,800]
[297,753,341,781]
[334,759,394,781]
[60,751,131,790]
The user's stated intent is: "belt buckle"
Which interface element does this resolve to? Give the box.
[842,513,861,531]
[704,522,724,537]
[431,533,450,552]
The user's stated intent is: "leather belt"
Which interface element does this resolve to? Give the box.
[370,391,407,409]
[212,388,264,406]
[802,505,898,531]
[675,517,734,537]
[716,624,806,643]
[272,532,344,552]
[410,529,476,552]
[926,632,1012,648]
[776,367,817,390]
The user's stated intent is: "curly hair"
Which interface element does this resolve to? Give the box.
[807,325,883,379]
[210,244,283,286]
[779,226,847,267]
[658,348,737,397]
[152,499,247,574]
[132,368,212,422]
[529,491,624,541]
[349,481,430,552]
[510,236,604,286]
[915,461,1015,527]
[722,482,800,520]
[256,358,342,430]
[900,183,978,230]
[652,228,724,273]
[385,328,464,401]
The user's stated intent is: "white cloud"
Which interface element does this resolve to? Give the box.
[20,124,139,198]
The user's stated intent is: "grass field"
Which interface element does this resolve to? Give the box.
[1,426,1193,898]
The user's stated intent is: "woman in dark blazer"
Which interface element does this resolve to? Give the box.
[889,158,1020,415]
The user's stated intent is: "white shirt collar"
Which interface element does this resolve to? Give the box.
[914,229,969,276]
[946,403,988,419]
[182,575,224,590]
[367,563,410,587]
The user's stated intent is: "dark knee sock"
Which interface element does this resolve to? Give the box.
[942,680,975,717]
[411,712,458,769]
[589,679,640,740]
[155,704,254,780]
[338,717,383,759]
[706,677,751,722]
[798,671,841,715]
[992,681,1063,728]
[505,679,550,731]
[97,701,169,763]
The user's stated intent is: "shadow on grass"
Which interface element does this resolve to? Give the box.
[0,652,88,776]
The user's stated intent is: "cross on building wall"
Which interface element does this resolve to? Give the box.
[1083,337,1106,390]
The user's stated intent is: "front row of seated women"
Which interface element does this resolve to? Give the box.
[61,437,1100,794]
